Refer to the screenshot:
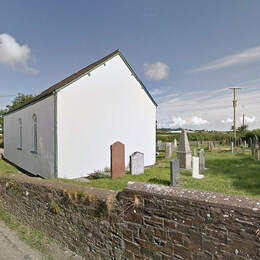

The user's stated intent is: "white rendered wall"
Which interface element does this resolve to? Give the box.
[4,96,54,178]
[57,55,156,179]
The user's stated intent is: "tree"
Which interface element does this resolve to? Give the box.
[237,125,248,138]
[0,93,34,135]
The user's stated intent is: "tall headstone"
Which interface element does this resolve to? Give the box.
[255,148,259,161]
[249,137,253,148]
[165,142,172,158]
[173,139,177,148]
[192,157,204,179]
[199,149,205,171]
[130,152,144,175]
[170,158,180,186]
[177,130,192,169]
[111,141,125,179]
[231,142,234,153]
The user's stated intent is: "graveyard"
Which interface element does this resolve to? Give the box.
[51,143,260,198]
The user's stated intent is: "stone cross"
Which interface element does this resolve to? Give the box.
[177,130,192,169]
[199,149,205,171]
[192,157,204,179]
[165,142,172,158]
[111,141,125,179]
[130,152,144,175]
[170,158,179,186]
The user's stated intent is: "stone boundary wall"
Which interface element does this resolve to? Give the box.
[0,174,260,259]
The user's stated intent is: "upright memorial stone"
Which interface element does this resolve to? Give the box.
[177,130,192,169]
[249,137,253,148]
[170,158,180,186]
[255,148,259,161]
[199,149,205,171]
[231,142,234,153]
[111,141,125,179]
[173,139,177,148]
[165,142,172,158]
[130,152,144,175]
[192,157,204,179]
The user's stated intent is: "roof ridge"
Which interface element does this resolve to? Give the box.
[5,49,121,115]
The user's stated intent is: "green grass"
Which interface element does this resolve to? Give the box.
[58,148,260,198]
[0,158,21,176]
[0,207,52,258]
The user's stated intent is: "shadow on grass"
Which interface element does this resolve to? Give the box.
[149,177,170,186]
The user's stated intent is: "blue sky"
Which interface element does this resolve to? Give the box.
[0,1,260,130]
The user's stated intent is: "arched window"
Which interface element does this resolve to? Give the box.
[32,114,37,152]
[18,118,22,149]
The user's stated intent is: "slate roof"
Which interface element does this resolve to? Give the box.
[5,49,157,115]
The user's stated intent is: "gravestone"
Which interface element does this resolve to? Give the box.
[177,130,192,169]
[130,152,144,175]
[173,139,177,148]
[243,140,247,148]
[165,142,172,158]
[249,137,252,147]
[255,148,259,161]
[231,142,234,153]
[170,158,180,186]
[192,157,204,179]
[111,141,125,179]
[199,149,205,171]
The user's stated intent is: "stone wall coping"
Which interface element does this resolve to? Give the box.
[124,181,260,213]
[0,174,118,199]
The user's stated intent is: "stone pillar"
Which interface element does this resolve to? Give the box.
[177,130,192,169]
[231,142,234,153]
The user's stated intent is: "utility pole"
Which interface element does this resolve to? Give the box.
[242,113,245,127]
[229,87,241,146]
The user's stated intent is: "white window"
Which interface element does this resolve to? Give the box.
[18,118,22,149]
[32,114,37,153]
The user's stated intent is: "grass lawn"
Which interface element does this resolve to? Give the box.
[60,147,260,198]
[0,158,21,176]
[0,147,259,198]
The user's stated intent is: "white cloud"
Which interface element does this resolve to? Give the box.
[240,116,256,123]
[143,62,169,80]
[157,83,260,130]
[169,116,186,127]
[221,118,233,124]
[191,116,208,125]
[0,33,38,74]
[192,45,260,72]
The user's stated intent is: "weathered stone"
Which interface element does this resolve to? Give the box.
[192,157,204,179]
[177,130,192,169]
[231,142,234,153]
[170,158,179,186]
[111,141,125,179]
[130,152,144,175]
[165,142,172,158]
[254,148,259,161]
[199,149,205,171]
[173,139,177,148]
